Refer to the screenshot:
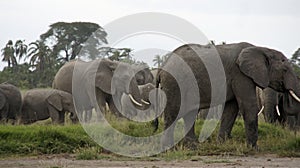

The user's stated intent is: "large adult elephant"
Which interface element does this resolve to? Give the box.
[20,89,78,124]
[157,42,300,148]
[53,59,152,122]
[0,83,22,123]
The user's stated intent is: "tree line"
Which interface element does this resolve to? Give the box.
[0,22,141,89]
[1,21,300,89]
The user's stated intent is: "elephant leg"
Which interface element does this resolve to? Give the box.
[183,110,198,143]
[161,118,176,150]
[48,106,63,124]
[232,78,258,148]
[59,111,65,124]
[181,110,198,149]
[161,99,179,149]
[108,100,123,118]
[218,99,239,141]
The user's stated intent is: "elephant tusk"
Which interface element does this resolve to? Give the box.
[257,106,264,116]
[289,90,300,103]
[275,105,280,116]
[141,99,150,105]
[129,94,143,107]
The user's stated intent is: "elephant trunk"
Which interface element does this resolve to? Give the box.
[263,88,278,123]
[128,79,144,108]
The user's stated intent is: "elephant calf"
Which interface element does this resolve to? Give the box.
[21,89,78,124]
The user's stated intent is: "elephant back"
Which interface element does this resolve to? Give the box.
[53,61,77,93]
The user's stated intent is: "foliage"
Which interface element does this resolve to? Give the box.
[0,125,97,156]
[1,40,27,68]
[40,22,107,62]
[152,53,170,68]
[0,119,299,158]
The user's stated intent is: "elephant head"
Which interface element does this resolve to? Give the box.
[237,46,300,103]
[47,91,78,123]
[133,64,154,85]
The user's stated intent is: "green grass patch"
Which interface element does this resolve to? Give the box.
[0,118,299,159]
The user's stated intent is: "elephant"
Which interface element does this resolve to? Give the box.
[20,89,78,124]
[256,87,285,124]
[156,42,300,149]
[53,58,152,122]
[257,84,300,129]
[0,83,22,123]
[121,83,166,121]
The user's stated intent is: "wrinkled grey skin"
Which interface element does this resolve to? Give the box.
[157,42,300,148]
[21,89,78,124]
[53,59,152,122]
[0,83,22,123]
[257,85,300,129]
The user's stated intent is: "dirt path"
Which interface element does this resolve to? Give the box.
[1,154,300,168]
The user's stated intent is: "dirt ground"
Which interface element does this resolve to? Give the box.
[1,154,300,168]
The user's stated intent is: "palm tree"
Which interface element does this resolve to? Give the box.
[153,55,163,68]
[14,40,27,61]
[1,40,16,68]
[27,41,51,72]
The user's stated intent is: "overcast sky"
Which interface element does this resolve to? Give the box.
[1,0,300,67]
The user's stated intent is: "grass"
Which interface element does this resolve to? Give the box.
[0,117,299,159]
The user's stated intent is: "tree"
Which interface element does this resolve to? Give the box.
[40,22,107,62]
[291,48,300,66]
[153,55,163,68]
[1,40,16,67]
[14,40,27,61]
[27,41,52,72]
[153,54,170,68]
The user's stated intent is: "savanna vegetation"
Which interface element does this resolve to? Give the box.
[0,118,299,159]
[1,21,300,159]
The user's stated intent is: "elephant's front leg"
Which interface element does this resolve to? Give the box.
[232,78,259,148]
[218,99,239,141]
[183,110,198,142]
[48,106,64,124]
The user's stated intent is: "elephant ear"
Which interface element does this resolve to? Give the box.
[0,92,6,110]
[237,47,270,88]
[47,93,63,111]
[95,59,118,95]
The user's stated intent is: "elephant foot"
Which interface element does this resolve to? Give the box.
[247,143,259,151]
[181,137,198,150]
[217,133,232,143]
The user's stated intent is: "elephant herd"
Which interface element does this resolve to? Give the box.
[1,42,300,150]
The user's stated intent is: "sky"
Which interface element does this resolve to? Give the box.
[1,0,300,67]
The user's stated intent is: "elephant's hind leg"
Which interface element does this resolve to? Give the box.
[182,109,198,149]
[218,99,239,141]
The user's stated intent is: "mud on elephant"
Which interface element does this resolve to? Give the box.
[157,42,300,149]
[20,89,78,124]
